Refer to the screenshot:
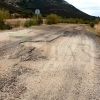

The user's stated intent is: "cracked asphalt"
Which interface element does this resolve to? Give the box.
[0,24,100,100]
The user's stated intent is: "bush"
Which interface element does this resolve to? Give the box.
[84,20,90,24]
[0,21,6,30]
[33,14,43,24]
[38,14,43,24]
[0,21,12,30]
[60,18,85,24]
[24,19,38,27]
[68,18,76,24]
[94,18,99,24]
[0,9,10,30]
[0,9,10,22]
[90,21,95,28]
[46,14,62,24]
[78,19,85,24]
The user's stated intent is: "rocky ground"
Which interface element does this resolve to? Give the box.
[0,24,100,100]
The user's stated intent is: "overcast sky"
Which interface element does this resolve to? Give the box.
[66,0,100,16]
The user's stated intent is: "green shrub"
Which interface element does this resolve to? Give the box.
[68,18,76,24]
[46,20,52,24]
[38,14,43,24]
[0,9,10,30]
[0,9,10,22]
[24,19,38,27]
[84,20,90,24]
[78,19,85,24]
[0,21,12,30]
[94,18,99,24]
[32,14,43,24]
[0,21,6,30]
[60,18,85,24]
[60,19,67,23]
[90,21,95,28]
[46,14,62,24]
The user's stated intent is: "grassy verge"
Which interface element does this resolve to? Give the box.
[24,19,38,28]
[1,12,100,31]
[94,23,100,36]
[46,14,100,26]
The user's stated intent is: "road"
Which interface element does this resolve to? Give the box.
[0,24,100,100]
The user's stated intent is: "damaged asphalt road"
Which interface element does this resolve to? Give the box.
[0,24,100,100]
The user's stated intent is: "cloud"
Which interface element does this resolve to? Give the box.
[66,0,100,16]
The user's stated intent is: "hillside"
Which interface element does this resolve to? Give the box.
[1,0,96,19]
[0,0,33,17]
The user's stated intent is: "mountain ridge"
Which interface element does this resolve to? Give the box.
[1,0,96,19]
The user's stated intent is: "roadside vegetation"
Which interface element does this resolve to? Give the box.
[89,18,99,28]
[0,10,100,30]
[46,14,88,24]
[0,9,11,30]
[94,23,100,36]
[46,14,62,24]
[14,21,20,28]
[46,14,100,27]
[24,14,43,27]
[24,19,38,27]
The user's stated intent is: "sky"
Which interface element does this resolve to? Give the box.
[66,0,100,16]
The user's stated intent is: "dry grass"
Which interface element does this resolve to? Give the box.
[85,25,95,33]
[94,22,100,36]
[6,18,29,28]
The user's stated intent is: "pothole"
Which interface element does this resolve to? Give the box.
[9,42,48,61]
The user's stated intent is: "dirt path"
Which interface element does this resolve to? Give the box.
[0,24,100,100]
